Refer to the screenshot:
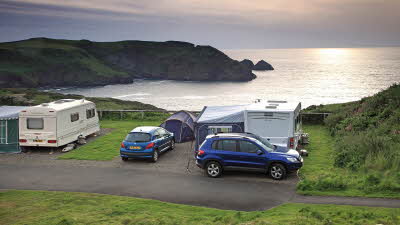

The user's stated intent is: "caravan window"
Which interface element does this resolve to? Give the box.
[0,121,6,143]
[27,118,44,129]
[71,113,79,122]
[86,108,95,119]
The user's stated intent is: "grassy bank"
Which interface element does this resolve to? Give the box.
[0,88,162,110]
[59,120,163,160]
[298,125,400,198]
[1,190,399,225]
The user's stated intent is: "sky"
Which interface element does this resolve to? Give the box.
[1,0,400,49]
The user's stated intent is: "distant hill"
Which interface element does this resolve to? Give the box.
[0,38,256,88]
[0,88,161,110]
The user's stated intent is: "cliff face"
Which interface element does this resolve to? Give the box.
[0,38,256,88]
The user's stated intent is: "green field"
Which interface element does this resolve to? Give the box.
[0,190,399,225]
[298,125,400,198]
[58,120,163,160]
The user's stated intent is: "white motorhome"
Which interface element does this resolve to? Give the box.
[244,100,302,149]
[19,99,100,148]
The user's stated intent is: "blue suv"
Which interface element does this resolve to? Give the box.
[196,133,303,180]
[120,126,175,162]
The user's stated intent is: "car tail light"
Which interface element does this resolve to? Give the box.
[289,137,294,148]
[48,140,57,143]
[146,142,155,149]
[121,142,125,148]
[19,139,27,143]
[197,150,205,156]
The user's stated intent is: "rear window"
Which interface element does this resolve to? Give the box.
[214,139,237,151]
[125,132,151,143]
[27,118,44,129]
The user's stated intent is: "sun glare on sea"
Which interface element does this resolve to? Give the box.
[316,48,349,64]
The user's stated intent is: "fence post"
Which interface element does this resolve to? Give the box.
[141,111,144,119]
[120,111,123,119]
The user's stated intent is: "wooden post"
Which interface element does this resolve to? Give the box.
[120,111,123,119]
[141,111,144,119]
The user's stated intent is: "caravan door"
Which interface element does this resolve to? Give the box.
[245,112,290,147]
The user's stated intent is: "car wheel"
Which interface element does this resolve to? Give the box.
[269,163,287,180]
[206,161,222,178]
[151,150,159,163]
[170,139,175,150]
[121,157,128,161]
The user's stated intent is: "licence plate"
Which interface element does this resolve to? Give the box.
[130,146,141,150]
[33,140,43,143]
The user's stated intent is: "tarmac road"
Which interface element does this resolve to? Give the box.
[1,142,399,211]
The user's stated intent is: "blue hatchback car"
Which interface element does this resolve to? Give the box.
[120,126,175,162]
[196,133,303,180]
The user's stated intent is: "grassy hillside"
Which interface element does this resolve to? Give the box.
[299,84,400,197]
[0,88,161,110]
[0,38,255,88]
[1,190,399,225]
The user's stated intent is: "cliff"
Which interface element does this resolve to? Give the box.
[0,38,256,88]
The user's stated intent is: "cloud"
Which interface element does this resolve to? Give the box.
[1,0,399,47]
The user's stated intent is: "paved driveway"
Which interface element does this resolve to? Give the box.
[3,143,399,210]
[0,142,298,211]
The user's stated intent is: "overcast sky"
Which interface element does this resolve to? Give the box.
[1,0,399,48]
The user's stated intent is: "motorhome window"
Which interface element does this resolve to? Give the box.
[264,112,273,117]
[295,115,301,131]
[86,109,95,119]
[208,126,232,134]
[239,140,259,153]
[125,132,151,142]
[71,113,79,122]
[216,140,237,151]
[27,118,44,129]
[0,121,6,144]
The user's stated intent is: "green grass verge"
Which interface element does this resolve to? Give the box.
[0,190,399,225]
[58,120,162,160]
[298,125,400,198]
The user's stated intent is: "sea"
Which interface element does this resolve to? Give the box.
[53,48,400,110]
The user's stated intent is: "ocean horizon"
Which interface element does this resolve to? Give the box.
[54,47,400,110]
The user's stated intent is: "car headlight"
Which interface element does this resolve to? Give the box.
[286,157,299,163]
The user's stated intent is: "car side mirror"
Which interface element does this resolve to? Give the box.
[153,135,160,140]
[256,149,264,155]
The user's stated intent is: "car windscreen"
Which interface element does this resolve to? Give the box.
[251,134,275,150]
[125,132,151,143]
[253,139,274,153]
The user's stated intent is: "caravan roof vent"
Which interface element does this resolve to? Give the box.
[54,99,75,104]
[267,100,287,103]
[41,103,49,107]
[265,106,277,109]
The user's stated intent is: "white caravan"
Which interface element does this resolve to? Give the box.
[19,99,100,148]
[244,100,302,149]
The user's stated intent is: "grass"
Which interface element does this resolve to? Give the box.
[0,190,399,225]
[58,120,163,160]
[298,124,400,198]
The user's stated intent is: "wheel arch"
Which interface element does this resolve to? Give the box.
[267,160,288,171]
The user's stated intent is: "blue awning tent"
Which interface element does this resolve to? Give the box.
[160,111,197,143]
[194,105,248,150]
[0,106,26,153]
